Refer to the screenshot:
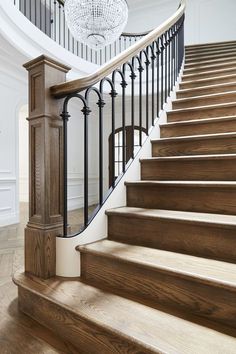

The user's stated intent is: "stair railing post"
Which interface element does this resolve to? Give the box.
[23,55,71,279]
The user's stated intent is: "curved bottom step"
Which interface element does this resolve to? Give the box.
[14,270,236,354]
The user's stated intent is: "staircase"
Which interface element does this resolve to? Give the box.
[14,41,236,353]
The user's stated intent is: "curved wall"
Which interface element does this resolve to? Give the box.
[0,0,101,227]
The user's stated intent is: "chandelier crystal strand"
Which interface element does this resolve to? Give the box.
[64,0,129,50]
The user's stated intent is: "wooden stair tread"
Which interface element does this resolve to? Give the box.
[79,240,236,289]
[168,101,236,114]
[160,115,236,127]
[179,74,236,86]
[106,206,236,227]
[172,90,236,105]
[14,271,236,354]
[152,131,236,143]
[125,180,236,187]
[185,51,236,61]
[184,62,236,72]
[185,58,236,68]
[185,40,236,48]
[186,46,236,53]
[182,68,236,79]
[141,154,236,161]
[177,83,236,98]
[185,52,236,62]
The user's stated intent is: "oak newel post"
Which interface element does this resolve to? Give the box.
[23,55,71,279]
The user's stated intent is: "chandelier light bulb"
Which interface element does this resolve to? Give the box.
[64,0,129,50]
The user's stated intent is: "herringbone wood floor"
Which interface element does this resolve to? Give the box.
[0,203,84,354]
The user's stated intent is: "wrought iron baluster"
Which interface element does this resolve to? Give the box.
[110,88,117,187]
[144,50,150,133]
[156,39,160,116]
[120,71,127,172]
[81,105,91,227]
[130,69,136,158]
[138,60,144,146]
[167,30,171,97]
[150,45,156,125]
[61,109,70,237]
[160,35,165,110]
[164,32,168,102]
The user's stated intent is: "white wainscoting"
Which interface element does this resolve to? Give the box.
[0,178,18,226]
[68,174,99,211]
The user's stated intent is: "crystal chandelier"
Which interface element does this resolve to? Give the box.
[64,0,129,50]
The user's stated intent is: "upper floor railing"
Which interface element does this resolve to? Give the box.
[13,0,149,65]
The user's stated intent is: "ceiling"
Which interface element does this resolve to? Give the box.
[125,0,179,32]
[127,0,178,12]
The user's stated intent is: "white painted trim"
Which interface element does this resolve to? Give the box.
[0,0,98,78]
[0,211,19,227]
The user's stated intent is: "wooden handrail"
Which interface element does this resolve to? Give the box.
[122,31,151,37]
[51,0,186,98]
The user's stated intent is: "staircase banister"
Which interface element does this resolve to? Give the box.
[51,0,186,98]
[122,31,151,37]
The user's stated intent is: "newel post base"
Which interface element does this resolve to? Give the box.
[23,55,71,279]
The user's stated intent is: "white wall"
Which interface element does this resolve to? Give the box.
[19,104,29,203]
[0,53,27,226]
[125,0,236,45]
[185,0,236,45]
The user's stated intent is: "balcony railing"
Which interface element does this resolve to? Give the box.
[13,0,149,65]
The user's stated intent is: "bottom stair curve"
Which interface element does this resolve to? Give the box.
[14,271,236,354]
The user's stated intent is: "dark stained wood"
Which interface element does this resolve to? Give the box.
[186,47,236,57]
[0,238,77,354]
[172,91,236,109]
[106,207,236,263]
[160,116,236,138]
[167,102,236,122]
[185,47,236,57]
[152,132,236,156]
[14,270,236,353]
[176,83,236,99]
[183,61,236,75]
[185,51,236,64]
[126,181,236,215]
[185,57,236,69]
[23,55,70,278]
[18,286,155,354]
[140,155,236,180]
[0,281,77,354]
[179,74,236,89]
[182,68,236,82]
[185,40,236,51]
[80,240,236,328]
[14,40,236,353]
